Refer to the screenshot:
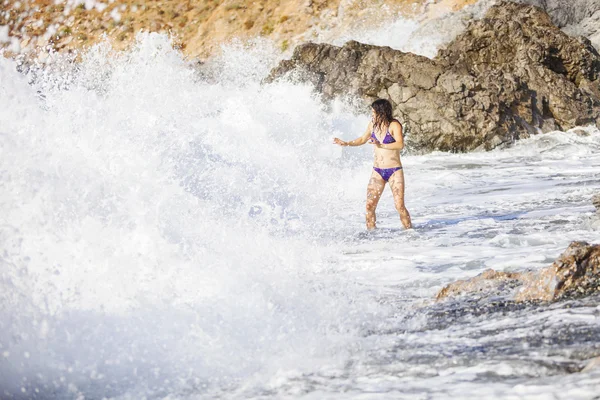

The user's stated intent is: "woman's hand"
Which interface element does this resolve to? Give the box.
[368,140,382,149]
[333,137,348,146]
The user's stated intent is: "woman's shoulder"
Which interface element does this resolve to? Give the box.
[390,119,402,128]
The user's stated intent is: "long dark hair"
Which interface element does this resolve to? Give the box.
[371,99,393,132]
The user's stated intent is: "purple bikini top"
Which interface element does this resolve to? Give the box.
[371,130,396,144]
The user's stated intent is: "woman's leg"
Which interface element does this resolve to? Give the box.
[388,169,412,229]
[366,170,386,230]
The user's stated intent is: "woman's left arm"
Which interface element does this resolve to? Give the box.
[375,120,405,150]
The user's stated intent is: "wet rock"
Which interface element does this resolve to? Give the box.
[581,356,600,372]
[435,269,522,300]
[268,2,600,152]
[437,242,600,302]
[525,241,600,302]
[571,128,592,136]
[593,193,600,212]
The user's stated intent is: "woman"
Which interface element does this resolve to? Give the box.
[333,99,412,230]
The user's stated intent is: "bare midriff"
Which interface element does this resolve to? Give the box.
[373,144,402,169]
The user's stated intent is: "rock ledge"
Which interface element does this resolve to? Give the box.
[436,242,600,302]
[269,2,600,152]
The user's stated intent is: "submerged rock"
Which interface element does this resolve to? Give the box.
[582,356,600,372]
[593,193,600,212]
[268,2,600,152]
[435,269,522,300]
[437,242,600,302]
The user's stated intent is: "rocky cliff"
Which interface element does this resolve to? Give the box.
[0,0,478,60]
[268,2,600,152]
[415,0,600,54]
[514,0,600,50]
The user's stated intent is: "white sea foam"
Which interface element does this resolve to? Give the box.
[0,33,383,397]
[1,22,600,400]
[0,25,9,44]
[318,0,499,58]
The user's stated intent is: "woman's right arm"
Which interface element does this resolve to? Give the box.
[333,122,372,147]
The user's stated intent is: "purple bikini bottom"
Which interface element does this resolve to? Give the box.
[373,166,402,182]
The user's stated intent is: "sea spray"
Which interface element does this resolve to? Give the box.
[1,23,600,400]
[0,34,384,397]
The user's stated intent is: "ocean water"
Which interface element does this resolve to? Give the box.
[1,22,600,400]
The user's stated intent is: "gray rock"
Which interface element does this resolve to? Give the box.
[268,2,600,152]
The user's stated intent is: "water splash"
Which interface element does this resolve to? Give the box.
[2,12,600,400]
[0,33,384,397]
